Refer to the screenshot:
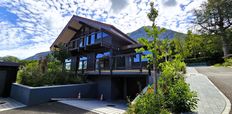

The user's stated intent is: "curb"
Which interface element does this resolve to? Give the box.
[204,76,231,114]
[193,68,231,114]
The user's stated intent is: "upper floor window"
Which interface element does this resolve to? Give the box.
[90,33,95,44]
[85,35,89,46]
[96,32,102,39]
[79,37,84,47]
[102,32,108,38]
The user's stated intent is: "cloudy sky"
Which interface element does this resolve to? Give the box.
[0,0,206,59]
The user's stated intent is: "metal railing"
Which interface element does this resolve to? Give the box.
[89,53,150,75]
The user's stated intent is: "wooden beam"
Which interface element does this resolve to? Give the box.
[68,26,79,32]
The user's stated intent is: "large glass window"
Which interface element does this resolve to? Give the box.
[79,56,87,70]
[95,52,111,70]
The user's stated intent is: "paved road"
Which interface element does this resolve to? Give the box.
[196,67,232,114]
[0,102,96,114]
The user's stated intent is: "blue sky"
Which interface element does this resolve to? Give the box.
[0,0,205,59]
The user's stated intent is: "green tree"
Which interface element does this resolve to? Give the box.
[52,43,71,71]
[184,30,222,59]
[0,56,20,62]
[171,37,189,60]
[185,31,204,58]
[194,0,232,57]
[135,2,166,93]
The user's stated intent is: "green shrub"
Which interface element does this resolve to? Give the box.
[17,61,44,87]
[159,60,198,113]
[165,79,198,113]
[126,92,169,114]
[127,58,198,114]
[223,58,232,66]
[213,58,232,67]
[17,61,83,87]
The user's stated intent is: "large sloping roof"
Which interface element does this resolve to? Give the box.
[50,15,137,49]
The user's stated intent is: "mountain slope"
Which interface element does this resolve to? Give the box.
[25,51,51,60]
[128,26,186,41]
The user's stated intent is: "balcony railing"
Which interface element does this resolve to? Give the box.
[78,53,151,75]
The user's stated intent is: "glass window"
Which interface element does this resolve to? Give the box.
[65,63,71,70]
[79,37,84,47]
[90,33,95,44]
[96,32,102,39]
[104,52,110,56]
[96,53,104,59]
[65,59,71,62]
[96,52,110,59]
[85,36,89,46]
[79,62,83,70]
[133,54,140,62]
[83,61,87,69]
[80,56,87,61]
[79,56,87,70]
[102,32,108,38]
[65,59,72,70]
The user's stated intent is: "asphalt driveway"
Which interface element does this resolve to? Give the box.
[0,102,96,114]
[196,67,232,114]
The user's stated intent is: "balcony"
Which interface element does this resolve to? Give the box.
[78,53,151,76]
[66,32,111,51]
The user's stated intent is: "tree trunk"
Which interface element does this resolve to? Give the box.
[153,61,158,94]
[221,35,231,57]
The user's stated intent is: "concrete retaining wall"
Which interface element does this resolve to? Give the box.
[10,83,97,106]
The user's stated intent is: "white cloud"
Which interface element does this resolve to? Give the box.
[0,0,206,59]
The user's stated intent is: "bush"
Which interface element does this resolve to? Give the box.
[159,60,198,113]
[223,58,232,66]
[127,57,198,114]
[165,79,198,112]
[17,61,83,87]
[126,92,169,114]
[17,61,43,87]
[213,58,232,67]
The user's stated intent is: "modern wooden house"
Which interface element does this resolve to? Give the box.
[51,15,150,100]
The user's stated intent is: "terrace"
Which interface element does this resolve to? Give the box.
[76,53,150,76]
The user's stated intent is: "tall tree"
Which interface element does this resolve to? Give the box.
[136,2,165,93]
[194,0,232,57]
